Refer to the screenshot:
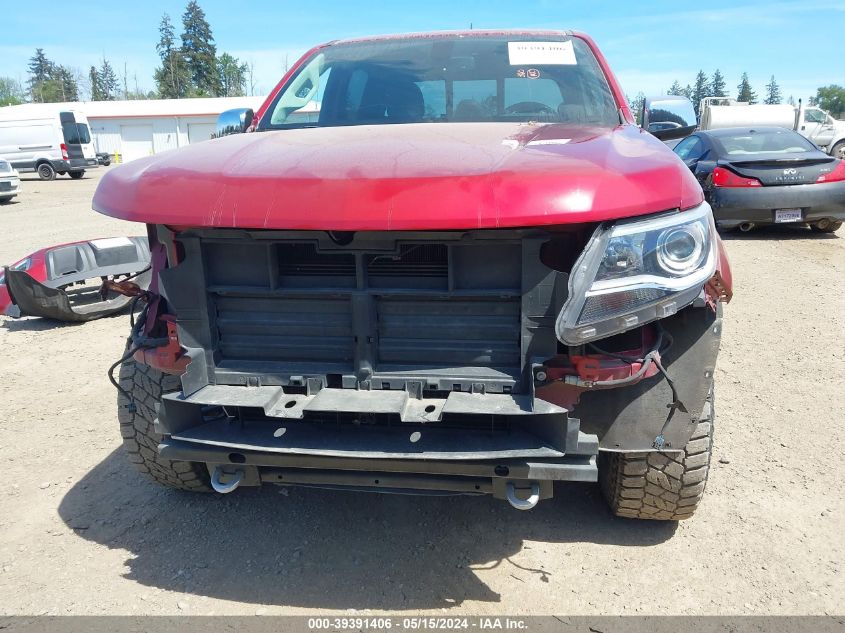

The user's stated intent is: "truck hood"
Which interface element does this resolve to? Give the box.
[93,123,703,231]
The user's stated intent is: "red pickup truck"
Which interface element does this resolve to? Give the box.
[94,30,732,520]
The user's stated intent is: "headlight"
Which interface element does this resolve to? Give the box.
[556,202,717,345]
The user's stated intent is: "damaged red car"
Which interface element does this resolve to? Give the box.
[93,30,732,520]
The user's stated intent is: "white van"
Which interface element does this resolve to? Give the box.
[0,107,98,180]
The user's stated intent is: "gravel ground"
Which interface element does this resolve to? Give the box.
[0,168,842,615]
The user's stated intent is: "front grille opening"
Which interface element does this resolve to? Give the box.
[367,243,447,277]
[367,243,447,289]
[277,243,356,287]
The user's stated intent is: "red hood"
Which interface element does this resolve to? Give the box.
[93,123,703,231]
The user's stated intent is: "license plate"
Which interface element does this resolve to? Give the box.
[775,208,802,223]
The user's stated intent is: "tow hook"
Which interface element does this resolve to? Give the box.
[505,481,541,510]
[210,466,244,494]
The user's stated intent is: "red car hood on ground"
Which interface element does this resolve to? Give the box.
[93,122,703,231]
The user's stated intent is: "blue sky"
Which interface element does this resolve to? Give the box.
[2,0,843,102]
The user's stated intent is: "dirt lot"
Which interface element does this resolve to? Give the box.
[0,168,842,616]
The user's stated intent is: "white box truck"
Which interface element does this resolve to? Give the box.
[0,107,98,180]
[699,97,845,159]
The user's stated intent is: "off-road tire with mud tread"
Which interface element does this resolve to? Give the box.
[117,359,211,491]
[599,386,714,520]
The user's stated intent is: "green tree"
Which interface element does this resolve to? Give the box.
[692,70,709,116]
[710,69,727,97]
[181,1,219,95]
[89,66,104,100]
[668,80,683,96]
[54,66,79,101]
[737,73,757,104]
[628,92,645,125]
[155,13,190,98]
[815,85,845,117]
[217,52,247,97]
[682,84,693,100]
[26,49,79,102]
[98,58,119,100]
[27,48,56,102]
[787,95,796,107]
[764,75,782,105]
[0,77,25,105]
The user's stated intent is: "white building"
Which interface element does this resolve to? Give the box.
[0,96,266,162]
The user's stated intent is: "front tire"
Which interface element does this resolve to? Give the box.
[599,387,714,520]
[69,170,85,179]
[37,163,56,181]
[117,358,211,491]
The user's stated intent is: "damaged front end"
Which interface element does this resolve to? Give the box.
[127,205,730,508]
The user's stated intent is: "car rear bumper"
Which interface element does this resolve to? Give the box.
[0,175,20,197]
[53,158,98,171]
[710,180,845,227]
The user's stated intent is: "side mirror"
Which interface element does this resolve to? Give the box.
[641,96,697,141]
[216,108,254,138]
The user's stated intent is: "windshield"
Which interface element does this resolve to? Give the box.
[62,122,91,145]
[260,35,620,129]
[713,129,817,155]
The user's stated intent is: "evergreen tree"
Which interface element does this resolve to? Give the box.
[764,76,782,105]
[58,67,79,101]
[710,69,727,97]
[737,73,757,103]
[26,49,80,102]
[692,70,709,116]
[89,66,104,100]
[27,48,56,102]
[787,95,796,107]
[181,1,219,95]
[682,84,693,100]
[668,80,683,96]
[28,49,54,83]
[155,13,190,98]
[99,58,119,100]
[217,52,247,97]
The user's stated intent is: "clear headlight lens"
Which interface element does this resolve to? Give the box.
[556,202,717,345]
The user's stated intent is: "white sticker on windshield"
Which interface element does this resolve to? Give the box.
[90,237,134,249]
[508,41,577,66]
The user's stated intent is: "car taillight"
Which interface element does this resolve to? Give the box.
[60,143,69,160]
[712,167,762,188]
[816,160,845,183]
